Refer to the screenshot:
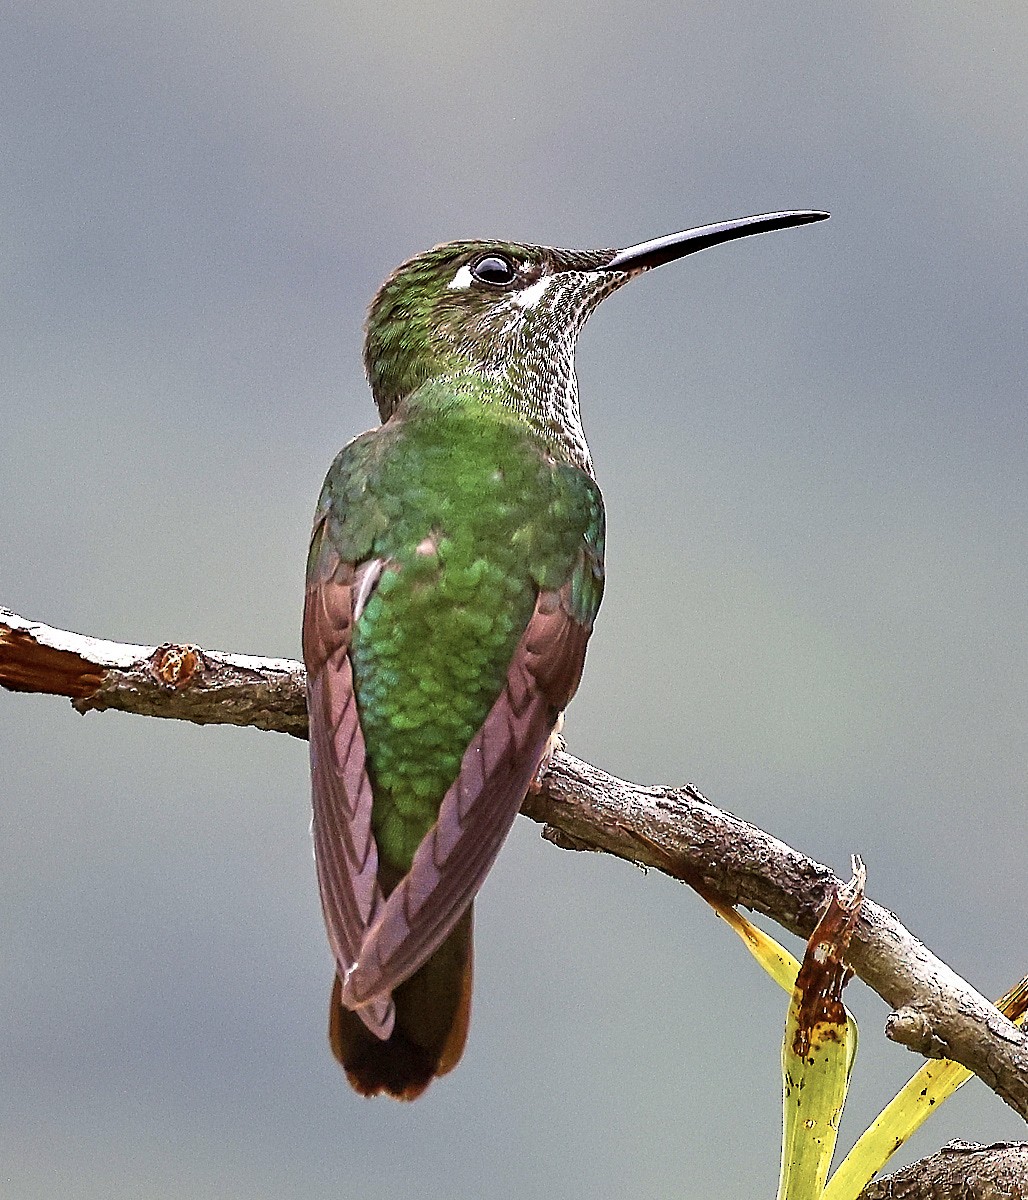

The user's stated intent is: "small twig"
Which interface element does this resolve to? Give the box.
[3,605,1027,1125]
[0,607,307,735]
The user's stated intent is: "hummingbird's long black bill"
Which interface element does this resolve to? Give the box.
[602,210,829,273]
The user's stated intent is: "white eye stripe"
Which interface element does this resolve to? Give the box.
[448,264,560,307]
[512,276,553,309]
[447,263,475,290]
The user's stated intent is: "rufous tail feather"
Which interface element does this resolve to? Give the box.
[329,907,473,1100]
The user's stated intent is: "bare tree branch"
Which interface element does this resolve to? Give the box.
[3,606,1028,1136]
[859,1140,1028,1198]
[0,607,307,735]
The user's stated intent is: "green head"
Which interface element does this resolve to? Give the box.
[364,210,828,471]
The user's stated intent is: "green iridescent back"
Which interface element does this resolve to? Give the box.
[311,378,604,871]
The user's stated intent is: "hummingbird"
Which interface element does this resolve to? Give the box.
[303,209,828,1099]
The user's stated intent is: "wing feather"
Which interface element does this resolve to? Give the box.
[339,579,590,1009]
[304,544,393,1034]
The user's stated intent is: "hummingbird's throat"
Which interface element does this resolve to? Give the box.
[476,270,627,475]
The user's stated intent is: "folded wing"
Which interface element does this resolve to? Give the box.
[339,584,589,1009]
[305,508,600,1031]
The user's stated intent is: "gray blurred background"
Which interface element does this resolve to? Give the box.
[2,3,1026,1197]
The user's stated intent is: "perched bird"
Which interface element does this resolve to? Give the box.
[303,210,828,1099]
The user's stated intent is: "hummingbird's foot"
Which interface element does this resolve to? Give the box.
[528,714,565,795]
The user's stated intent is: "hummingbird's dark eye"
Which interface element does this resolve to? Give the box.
[470,254,517,286]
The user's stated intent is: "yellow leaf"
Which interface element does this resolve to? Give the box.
[823,974,1028,1200]
[777,863,864,1200]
